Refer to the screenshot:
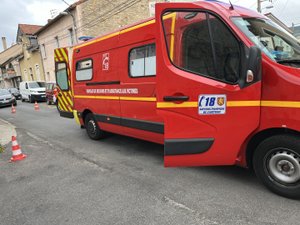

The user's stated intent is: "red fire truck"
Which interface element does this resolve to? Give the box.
[55,1,300,198]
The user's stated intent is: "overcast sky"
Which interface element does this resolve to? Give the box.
[0,0,299,52]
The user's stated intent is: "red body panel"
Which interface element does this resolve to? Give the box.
[66,1,300,169]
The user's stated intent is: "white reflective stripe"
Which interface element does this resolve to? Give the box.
[12,140,18,146]
[12,149,22,156]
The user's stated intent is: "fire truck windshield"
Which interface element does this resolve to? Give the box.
[232,17,300,65]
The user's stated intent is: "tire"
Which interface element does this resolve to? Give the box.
[253,134,300,199]
[21,96,25,102]
[84,113,104,140]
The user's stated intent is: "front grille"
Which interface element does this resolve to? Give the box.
[38,91,45,93]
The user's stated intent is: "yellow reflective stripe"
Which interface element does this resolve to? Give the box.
[169,14,176,61]
[60,94,71,111]
[157,101,261,108]
[120,97,156,102]
[74,19,155,50]
[73,110,80,125]
[74,95,157,102]
[61,48,68,62]
[227,101,261,107]
[261,101,300,108]
[58,98,68,111]
[120,19,155,34]
[55,49,62,60]
[74,95,119,100]
[156,100,300,108]
[62,91,72,107]
[157,101,198,108]
[74,32,119,50]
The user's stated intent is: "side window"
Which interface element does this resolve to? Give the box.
[129,44,156,77]
[163,11,240,84]
[209,14,240,83]
[25,83,28,89]
[56,63,69,91]
[76,59,93,81]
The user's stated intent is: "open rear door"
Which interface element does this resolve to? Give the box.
[155,2,262,167]
[54,47,74,118]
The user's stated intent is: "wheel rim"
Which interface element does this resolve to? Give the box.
[267,148,300,185]
[87,119,97,136]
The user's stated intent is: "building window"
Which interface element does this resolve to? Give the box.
[29,67,34,81]
[54,36,59,48]
[129,44,156,77]
[35,64,41,81]
[41,44,47,59]
[76,59,93,81]
[68,28,74,46]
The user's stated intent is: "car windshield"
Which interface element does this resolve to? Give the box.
[0,89,10,95]
[232,17,300,62]
[9,88,18,93]
[29,82,45,88]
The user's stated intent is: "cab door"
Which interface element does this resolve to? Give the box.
[155,3,262,167]
[54,47,74,118]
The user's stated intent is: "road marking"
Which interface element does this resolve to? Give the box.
[162,196,195,213]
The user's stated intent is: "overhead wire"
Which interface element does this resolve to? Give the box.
[40,0,142,47]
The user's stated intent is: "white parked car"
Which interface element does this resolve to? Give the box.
[19,81,46,103]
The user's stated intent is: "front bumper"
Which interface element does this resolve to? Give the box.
[32,94,46,101]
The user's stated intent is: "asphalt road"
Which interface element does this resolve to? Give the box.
[0,100,299,225]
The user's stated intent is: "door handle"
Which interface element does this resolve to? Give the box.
[163,96,189,102]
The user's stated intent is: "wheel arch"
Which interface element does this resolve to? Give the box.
[81,109,93,124]
[246,128,300,169]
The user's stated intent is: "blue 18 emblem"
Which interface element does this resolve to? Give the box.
[198,95,226,115]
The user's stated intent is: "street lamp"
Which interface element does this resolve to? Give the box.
[60,11,78,44]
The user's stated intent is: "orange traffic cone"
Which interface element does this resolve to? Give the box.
[10,136,26,162]
[34,101,39,111]
[11,104,16,114]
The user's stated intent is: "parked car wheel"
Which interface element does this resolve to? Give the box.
[84,113,104,140]
[253,134,300,199]
[29,95,34,103]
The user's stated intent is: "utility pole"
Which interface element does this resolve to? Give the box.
[257,0,262,13]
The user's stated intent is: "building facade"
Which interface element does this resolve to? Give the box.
[0,42,23,89]
[17,24,45,82]
[36,1,85,82]
[36,0,172,82]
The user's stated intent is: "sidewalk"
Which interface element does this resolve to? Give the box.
[0,119,16,146]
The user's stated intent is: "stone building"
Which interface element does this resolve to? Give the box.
[0,38,23,89]
[35,0,86,82]
[16,24,45,82]
[35,0,170,82]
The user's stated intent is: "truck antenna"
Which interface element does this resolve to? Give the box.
[229,0,234,10]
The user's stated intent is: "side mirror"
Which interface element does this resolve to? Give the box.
[240,46,262,88]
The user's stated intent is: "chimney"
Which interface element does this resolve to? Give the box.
[2,37,7,50]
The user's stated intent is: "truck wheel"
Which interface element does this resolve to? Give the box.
[253,135,300,199]
[84,113,104,140]
[21,96,25,102]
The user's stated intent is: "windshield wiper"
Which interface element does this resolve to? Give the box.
[277,59,300,63]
